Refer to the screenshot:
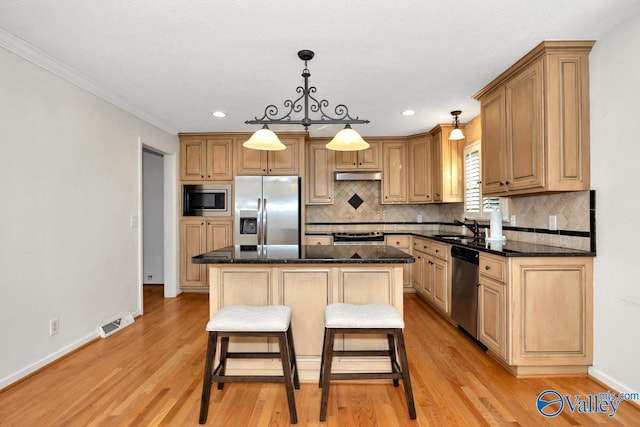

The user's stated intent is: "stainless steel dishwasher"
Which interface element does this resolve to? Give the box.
[450,245,480,339]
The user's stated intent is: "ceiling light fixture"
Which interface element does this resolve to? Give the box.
[212,111,227,118]
[401,110,416,116]
[242,125,286,151]
[245,49,370,151]
[449,110,465,140]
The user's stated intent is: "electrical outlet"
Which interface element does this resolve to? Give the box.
[50,318,60,336]
[510,215,516,226]
[146,274,153,280]
[549,215,558,231]
[417,214,423,223]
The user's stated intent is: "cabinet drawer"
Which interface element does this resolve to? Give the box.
[413,238,430,253]
[305,236,333,246]
[480,255,506,282]
[386,235,410,249]
[430,242,449,260]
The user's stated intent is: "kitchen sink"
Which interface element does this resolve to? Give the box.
[434,234,469,240]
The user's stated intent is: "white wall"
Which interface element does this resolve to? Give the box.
[143,150,164,284]
[589,10,640,394]
[0,46,177,387]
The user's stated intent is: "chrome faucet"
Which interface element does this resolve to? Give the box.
[454,218,481,240]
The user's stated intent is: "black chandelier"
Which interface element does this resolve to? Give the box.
[243,50,370,151]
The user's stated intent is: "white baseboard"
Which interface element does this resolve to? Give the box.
[0,331,98,390]
[588,366,639,395]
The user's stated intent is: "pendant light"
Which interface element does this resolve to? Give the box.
[449,110,465,140]
[242,125,286,151]
[325,124,370,151]
[245,50,369,151]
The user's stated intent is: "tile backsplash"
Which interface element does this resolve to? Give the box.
[306,181,592,251]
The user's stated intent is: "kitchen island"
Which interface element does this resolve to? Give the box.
[192,244,414,381]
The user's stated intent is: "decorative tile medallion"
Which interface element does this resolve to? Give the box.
[348,193,364,210]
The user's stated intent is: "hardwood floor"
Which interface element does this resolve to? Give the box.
[1,285,638,426]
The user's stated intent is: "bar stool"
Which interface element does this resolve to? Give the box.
[199,305,300,424]
[319,303,416,421]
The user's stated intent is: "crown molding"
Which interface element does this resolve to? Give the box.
[0,28,177,135]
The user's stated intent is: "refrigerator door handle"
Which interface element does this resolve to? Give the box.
[263,198,268,244]
[257,197,262,246]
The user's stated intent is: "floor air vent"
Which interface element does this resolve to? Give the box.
[98,314,134,338]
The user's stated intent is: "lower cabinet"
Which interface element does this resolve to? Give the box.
[478,253,594,376]
[385,235,412,290]
[179,218,233,291]
[412,238,451,316]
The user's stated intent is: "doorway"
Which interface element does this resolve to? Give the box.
[139,138,179,316]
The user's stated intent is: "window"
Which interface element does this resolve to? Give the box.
[464,141,500,218]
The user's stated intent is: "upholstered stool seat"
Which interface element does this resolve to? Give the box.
[199,305,299,424]
[319,303,416,421]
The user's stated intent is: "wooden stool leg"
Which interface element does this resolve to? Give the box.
[395,329,416,420]
[387,332,400,387]
[286,325,300,389]
[199,331,218,424]
[318,327,327,388]
[217,336,230,390]
[278,331,298,424]
[319,328,335,422]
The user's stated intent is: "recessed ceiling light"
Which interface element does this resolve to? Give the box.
[401,110,415,116]
[212,111,227,118]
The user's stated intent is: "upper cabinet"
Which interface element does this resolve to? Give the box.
[381,140,408,204]
[406,127,463,204]
[180,136,233,181]
[306,139,334,205]
[431,125,465,203]
[334,141,381,170]
[408,134,433,203]
[236,135,305,176]
[474,40,594,196]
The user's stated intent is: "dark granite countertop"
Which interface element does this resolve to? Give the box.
[305,230,594,257]
[192,244,416,264]
[407,232,594,257]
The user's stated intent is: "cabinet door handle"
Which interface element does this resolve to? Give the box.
[435,249,439,253]
[485,265,491,270]
[505,180,511,185]
[396,241,400,245]
[499,181,504,186]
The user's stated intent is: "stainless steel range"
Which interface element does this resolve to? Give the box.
[332,231,385,245]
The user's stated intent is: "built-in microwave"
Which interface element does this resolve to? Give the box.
[183,184,231,217]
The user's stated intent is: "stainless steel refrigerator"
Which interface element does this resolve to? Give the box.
[234,176,301,247]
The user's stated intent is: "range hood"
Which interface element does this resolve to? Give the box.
[334,171,382,181]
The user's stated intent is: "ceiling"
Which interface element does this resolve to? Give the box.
[1,0,639,137]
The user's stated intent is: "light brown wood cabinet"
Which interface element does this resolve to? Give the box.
[180,136,233,181]
[381,140,408,204]
[412,238,451,315]
[406,128,463,204]
[333,141,381,170]
[180,218,233,290]
[385,235,412,289]
[408,134,433,203]
[306,140,334,205]
[478,252,593,376]
[235,135,304,176]
[474,40,594,196]
[430,126,465,203]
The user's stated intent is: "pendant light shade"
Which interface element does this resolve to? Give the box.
[449,110,465,140]
[242,125,286,151]
[325,124,370,151]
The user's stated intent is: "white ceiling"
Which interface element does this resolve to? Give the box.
[1,0,639,137]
